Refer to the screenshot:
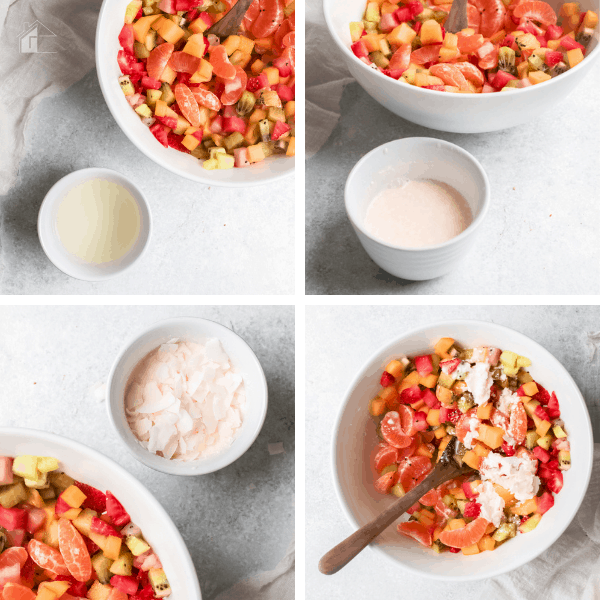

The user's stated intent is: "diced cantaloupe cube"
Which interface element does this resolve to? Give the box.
[437,435,451,461]
[387,23,417,46]
[448,518,466,530]
[439,47,460,61]
[474,443,490,459]
[436,385,453,405]
[462,450,481,470]
[238,36,255,55]
[510,497,538,515]
[528,71,552,85]
[61,485,87,509]
[157,19,185,44]
[547,39,561,49]
[222,35,240,55]
[40,581,71,596]
[263,67,280,85]
[583,10,598,27]
[189,59,213,83]
[35,587,57,600]
[434,426,447,439]
[385,360,404,378]
[182,135,200,151]
[521,382,539,396]
[493,484,516,506]
[462,543,480,555]
[536,419,552,437]
[247,144,266,163]
[434,337,454,357]
[159,64,177,84]
[87,581,112,600]
[426,409,441,428]
[251,59,265,74]
[477,403,493,420]
[420,19,444,45]
[477,424,504,449]
[369,397,387,416]
[478,535,495,552]
[567,48,584,67]
[420,374,439,388]
[133,15,161,44]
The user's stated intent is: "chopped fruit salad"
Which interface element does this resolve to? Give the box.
[0,455,171,599]
[369,337,570,554]
[350,0,598,92]
[117,0,295,170]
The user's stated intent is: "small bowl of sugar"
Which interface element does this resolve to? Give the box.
[38,167,151,281]
[107,317,268,476]
[345,137,490,281]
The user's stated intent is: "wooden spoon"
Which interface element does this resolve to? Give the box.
[207,0,255,38]
[319,437,472,575]
[444,0,469,34]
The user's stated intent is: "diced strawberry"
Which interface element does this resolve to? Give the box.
[379,12,399,32]
[149,123,169,147]
[462,480,479,499]
[111,575,140,595]
[534,405,551,422]
[547,392,560,419]
[393,6,412,22]
[175,0,201,9]
[155,115,179,129]
[275,83,294,101]
[222,116,246,134]
[423,85,446,91]
[131,585,156,600]
[533,446,550,463]
[536,490,555,514]
[351,40,369,58]
[106,492,131,527]
[135,7,143,19]
[91,516,123,538]
[141,76,162,90]
[0,506,27,531]
[119,24,135,55]
[247,73,270,92]
[380,371,395,387]
[500,34,515,47]
[74,481,107,513]
[55,497,73,516]
[545,24,563,40]
[407,0,423,16]
[448,546,461,553]
[414,20,422,34]
[414,355,433,377]
[167,132,189,153]
[536,35,548,47]
[414,411,429,431]
[400,385,422,404]
[463,501,481,518]
[199,11,213,27]
[20,556,35,587]
[382,69,404,79]
[544,50,563,66]
[440,358,460,374]
[421,389,441,409]
[501,441,516,456]
[83,535,101,556]
[191,129,204,143]
[545,469,563,494]
[0,457,13,486]
[517,20,543,35]
[55,575,88,596]
[533,385,551,405]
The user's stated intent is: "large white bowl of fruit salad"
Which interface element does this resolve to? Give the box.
[331,320,593,581]
[96,0,295,187]
[0,428,201,598]
[323,0,599,132]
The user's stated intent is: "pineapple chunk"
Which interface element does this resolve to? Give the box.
[12,456,39,480]
[125,535,151,556]
[37,457,59,473]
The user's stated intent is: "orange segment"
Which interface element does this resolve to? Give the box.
[0,547,28,570]
[147,43,174,80]
[513,1,557,25]
[397,521,433,547]
[208,45,237,80]
[380,411,412,449]
[1,583,36,600]
[397,455,433,492]
[191,87,222,111]
[58,518,92,582]
[472,0,507,38]
[251,0,285,38]
[438,517,489,548]
[453,62,485,86]
[168,51,201,74]
[429,63,471,91]
[174,83,202,127]
[27,539,70,576]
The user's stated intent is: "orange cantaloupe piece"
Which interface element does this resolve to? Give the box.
[477,424,504,449]
[477,403,493,420]
[462,543,480,555]
[133,14,161,44]
[462,450,481,470]
[510,497,538,515]
[478,534,496,552]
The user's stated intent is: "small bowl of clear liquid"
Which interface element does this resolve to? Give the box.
[38,168,152,281]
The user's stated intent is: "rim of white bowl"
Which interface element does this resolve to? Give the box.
[0,426,202,598]
[95,0,295,188]
[323,0,600,98]
[330,319,594,581]
[37,167,152,282]
[345,137,491,252]
[106,316,269,476]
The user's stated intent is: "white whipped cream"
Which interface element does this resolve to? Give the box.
[496,388,519,447]
[476,481,505,527]
[465,362,493,406]
[480,452,540,502]
[462,417,480,449]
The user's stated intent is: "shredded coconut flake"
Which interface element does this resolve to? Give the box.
[476,481,505,527]
[126,339,246,461]
[480,451,540,502]
[465,362,493,406]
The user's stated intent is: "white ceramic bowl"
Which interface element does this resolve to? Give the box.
[96,0,295,187]
[332,320,593,581]
[0,427,201,598]
[324,0,600,133]
[37,167,152,281]
[107,317,268,476]
[345,137,490,280]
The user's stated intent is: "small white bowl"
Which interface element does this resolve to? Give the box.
[107,317,268,476]
[37,167,152,281]
[0,427,202,599]
[332,320,593,581]
[324,0,600,133]
[96,0,295,187]
[345,137,490,280]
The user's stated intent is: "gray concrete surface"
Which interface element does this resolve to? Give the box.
[0,69,294,295]
[0,304,294,599]
[306,305,600,598]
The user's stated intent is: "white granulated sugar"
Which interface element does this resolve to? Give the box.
[126,338,246,461]
[268,442,285,455]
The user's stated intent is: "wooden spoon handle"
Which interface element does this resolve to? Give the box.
[319,464,462,575]
[444,0,469,34]
[207,0,255,38]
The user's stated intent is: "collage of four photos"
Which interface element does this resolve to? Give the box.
[0,0,599,598]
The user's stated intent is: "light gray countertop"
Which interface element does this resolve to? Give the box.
[305,54,600,295]
[0,70,294,295]
[0,304,295,599]
[306,305,599,599]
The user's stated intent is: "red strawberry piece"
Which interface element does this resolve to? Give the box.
[393,6,413,22]
[83,535,101,556]
[106,492,131,527]
[0,506,27,531]
[413,411,429,431]
[118,24,135,55]
[534,405,550,422]
[560,35,585,53]
[501,441,516,456]
[75,481,107,514]
[380,371,395,387]
[111,574,140,595]
[407,0,423,15]
[463,501,481,518]
[536,490,555,514]
[25,507,46,534]
[533,446,550,463]
[544,50,563,66]
[400,385,423,404]
[440,358,460,373]
[533,385,551,405]
[462,480,480,499]
[379,12,399,32]
[167,132,190,153]
[155,115,178,129]
[545,24,563,40]
[91,516,123,538]
[547,392,560,419]
[448,546,461,553]
[414,355,433,377]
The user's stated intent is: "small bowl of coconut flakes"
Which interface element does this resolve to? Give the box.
[106,317,268,475]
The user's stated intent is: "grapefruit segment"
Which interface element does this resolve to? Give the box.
[58,518,92,582]
[438,517,489,548]
[397,521,433,547]
[1,583,36,600]
[251,0,284,38]
[147,43,174,80]
[397,455,433,491]
[513,1,557,25]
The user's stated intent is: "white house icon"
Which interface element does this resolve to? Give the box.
[18,21,57,54]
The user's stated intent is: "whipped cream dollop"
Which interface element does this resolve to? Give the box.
[462,416,480,449]
[476,481,505,527]
[126,338,246,461]
[465,362,493,406]
[480,451,540,502]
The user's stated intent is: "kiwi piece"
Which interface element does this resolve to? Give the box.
[458,392,475,413]
[258,119,271,142]
[0,481,29,509]
[134,41,150,59]
[48,472,74,494]
[222,132,244,152]
[498,47,516,74]
[160,83,175,105]
[236,91,256,116]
